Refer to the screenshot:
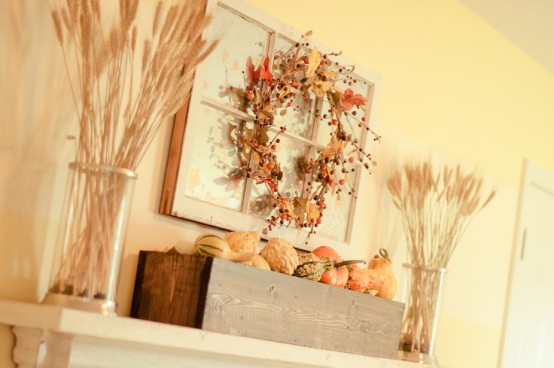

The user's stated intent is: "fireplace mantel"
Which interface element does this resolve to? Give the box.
[0,299,430,368]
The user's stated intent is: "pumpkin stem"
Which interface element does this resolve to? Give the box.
[379,248,389,259]
[335,259,365,268]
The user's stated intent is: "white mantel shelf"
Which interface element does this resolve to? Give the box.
[0,299,432,368]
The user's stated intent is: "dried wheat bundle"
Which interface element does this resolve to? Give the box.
[51,0,217,170]
[387,160,495,356]
[387,161,495,268]
[48,0,217,299]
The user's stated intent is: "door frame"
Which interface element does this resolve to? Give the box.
[498,159,554,367]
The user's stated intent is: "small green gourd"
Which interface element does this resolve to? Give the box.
[194,234,254,262]
[293,256,334,281]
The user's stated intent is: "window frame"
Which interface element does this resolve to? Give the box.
[159,0,380,256]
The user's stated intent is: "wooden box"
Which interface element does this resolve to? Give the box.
[130,251,404,359]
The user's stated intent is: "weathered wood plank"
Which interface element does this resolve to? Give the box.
[131,251,404,359]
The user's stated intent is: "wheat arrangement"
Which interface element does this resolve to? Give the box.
[47,0,217,302]
[51,0,217,169]
[387,161,495,358]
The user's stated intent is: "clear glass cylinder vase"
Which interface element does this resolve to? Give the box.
[42,162,137,315]
[398,263,448,365]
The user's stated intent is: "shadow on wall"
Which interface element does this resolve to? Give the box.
[0,1,76,303]
[0,164,67,302]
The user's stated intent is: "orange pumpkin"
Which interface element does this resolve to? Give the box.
[312,245,342,262]
[346,264,384,294]
[319,265,349,288]
[312,245,346,287]
[367,248,397,300]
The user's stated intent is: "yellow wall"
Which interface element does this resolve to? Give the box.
[240,1,554,367]
[1,1,554,367]
[244,0,554,186]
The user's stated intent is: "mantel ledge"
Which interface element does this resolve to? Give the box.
[0,299,431,368]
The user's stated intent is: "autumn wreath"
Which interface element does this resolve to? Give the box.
[225,32,379,240]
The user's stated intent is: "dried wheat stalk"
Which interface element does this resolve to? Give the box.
[49,0,217,300]
[387,161,495,356]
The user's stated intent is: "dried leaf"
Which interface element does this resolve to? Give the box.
[306,202,320,221]
[258,109,274,121]
[305,48,321,78]
[313,80,333,97]
[320,139,343,158]
[257,126,270,146]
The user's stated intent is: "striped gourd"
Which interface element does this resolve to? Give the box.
[194,234,254,262]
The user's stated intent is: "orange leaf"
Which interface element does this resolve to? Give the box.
[340,88,367,110]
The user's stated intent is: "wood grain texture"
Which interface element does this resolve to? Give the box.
[131,252,404,359]
[130,250,209,326]
[158,94,191,215]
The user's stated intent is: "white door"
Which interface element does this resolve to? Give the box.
[500,160,554,368]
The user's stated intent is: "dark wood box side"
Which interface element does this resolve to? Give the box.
[130,251,213,327]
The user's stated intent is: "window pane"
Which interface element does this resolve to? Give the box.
[201,5,271,107]
[248,136,309,218]
[185,104,249,211]
[315,166,359,242]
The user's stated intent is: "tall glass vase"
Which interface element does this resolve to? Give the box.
[398,263,448,366]
[42,162,137,315]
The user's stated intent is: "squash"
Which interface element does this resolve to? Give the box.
[293,256,334,281]
[194,234,255,262]
[250,253,271,270]
[259,237,299,275]
[346,264,384,295]
[225,231,259,254]
[367,248,397,300]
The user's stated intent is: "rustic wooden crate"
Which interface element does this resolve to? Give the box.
[130,251,404,359]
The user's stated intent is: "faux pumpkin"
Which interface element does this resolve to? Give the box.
[312,245,363,288]
[319,264,349,287]
[346,264,384,295]
[367,248,397,300]
[312,245,341,262]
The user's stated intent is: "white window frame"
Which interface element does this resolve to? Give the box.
[159,0,380,256]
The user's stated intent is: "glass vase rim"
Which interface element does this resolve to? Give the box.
[69,161,138,179]
[402,263,447,273]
